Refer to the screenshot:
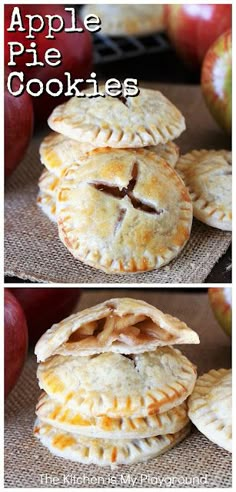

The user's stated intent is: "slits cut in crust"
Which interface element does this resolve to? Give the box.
[81,5,165,37]
[40,132,180,177]
[36,392,189,439]
[35,297,199,362]
[56,148,193,273]
[48,87,186,148]
[176,149,232,231]
[188,368,232,452]
[37,348,197,418]
[34,419,191,466]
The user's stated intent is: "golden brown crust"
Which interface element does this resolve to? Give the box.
[39,132,95,177]
[36,392,189,439]
[48,87,186,148]
[56,148,192,273]
[34,419,191,466]
[36,169,59,222]
[37,348,197,417]
[176,149,232,231]
[35,297,199,362]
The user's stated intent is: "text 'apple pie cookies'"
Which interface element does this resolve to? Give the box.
[188,368,232,452]
[57,149,192,273]
[34,298,199,466]
[48,87,186,148]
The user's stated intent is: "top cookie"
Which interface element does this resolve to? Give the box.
[176,149,232,231]
[35,297,199,362]
[48,87,186,148]
[81,5,165,37]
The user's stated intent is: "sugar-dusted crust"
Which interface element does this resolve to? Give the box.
[39,132,95,177]
[35,298,199,362]
[36,168,60,222]
[148,141,180,168]
[188,368,232,452]
[36,392,189,439]
[176,149,232,231]
[48,87,186,148]
[56,148,192,273]
[34,419,191,466]
[37,348,197,418]
[81,5,165,37]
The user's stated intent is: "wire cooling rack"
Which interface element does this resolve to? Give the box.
[93,32,170,64]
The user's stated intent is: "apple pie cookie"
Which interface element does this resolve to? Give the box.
[188,368,232,452]
[37,348,197,417]
[34,419,191,466]
[81,5,165,37]
[148,141,179,169]
[36,393,189,439]
[35,298,199,361]
[56,148,193,273]
[48,87,186,148]
[176,149,232,231]
[36,169,60,223]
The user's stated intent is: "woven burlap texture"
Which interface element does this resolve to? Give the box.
[5,290,232,488]
[4,84,231,284]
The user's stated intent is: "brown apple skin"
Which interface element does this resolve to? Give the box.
[208,288,232,337]
[4,289,28,398]
[10,288,81,345]
[201,30,231,134]
[165,4,232,68]
[4,69,34,176]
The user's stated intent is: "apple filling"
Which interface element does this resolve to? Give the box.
[67,312,174,348]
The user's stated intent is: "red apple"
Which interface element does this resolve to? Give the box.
[208,288,232,337]
[165,4,232,68]
[201,30,232,135]
[4,68,34,176]
[4,289,28,398]
[4,4,93,124]
[10,288,80,345]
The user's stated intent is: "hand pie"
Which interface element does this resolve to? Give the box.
[39,132,95,177]
[48,87,186,148]
[81,5,165,37]
[56,148,193,273]
[34,419,191,466]
[188,368,232,452]
[35,297,199,361]
[36,393,189,439]
[176,149,232,231]
[36,168,59,223]
[37,348,197,417]
[40,132,179,177]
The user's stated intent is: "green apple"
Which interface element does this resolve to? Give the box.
[201,30,232,134]
[208,288,232,337]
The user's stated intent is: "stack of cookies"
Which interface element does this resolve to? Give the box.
[37,86,194,274]
[37,87,232,274]
[34,298,200,466]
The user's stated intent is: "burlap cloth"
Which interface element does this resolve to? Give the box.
[4,84,231,283]
[5,290,232,487]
